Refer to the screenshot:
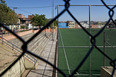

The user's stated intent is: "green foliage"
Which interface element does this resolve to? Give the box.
[0,1,18,24]
[0,0,5,4]
[31,14,58,28]
[31,14,48,26]
[21,25,28,29]
[54,20,58,26]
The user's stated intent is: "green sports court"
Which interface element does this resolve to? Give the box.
[58,28,116,77]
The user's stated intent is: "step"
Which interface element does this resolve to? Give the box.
[31,33,52,55]
[27,33,57,77]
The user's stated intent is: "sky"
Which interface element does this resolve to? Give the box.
[5,0,116,21]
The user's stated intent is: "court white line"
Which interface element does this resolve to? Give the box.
[59,30,71,74]
[74,73,100,76]
[75,72,79,75]
[74,73,89,76]
[59,46,116,48]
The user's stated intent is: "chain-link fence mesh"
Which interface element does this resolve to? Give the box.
[0,0,116,77]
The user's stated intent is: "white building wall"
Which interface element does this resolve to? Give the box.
[68,22,75,28]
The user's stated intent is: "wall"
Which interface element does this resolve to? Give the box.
[2,57,25,77]
[58,23,68,28]
[2,55,37,77]
[101,66,116,77]
[68,21,75,28]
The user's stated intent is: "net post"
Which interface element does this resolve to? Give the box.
[52,0,55,41]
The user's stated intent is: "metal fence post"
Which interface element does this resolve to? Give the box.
[103,31,106,66]
[89,5,91,77]
[57,5,59,77]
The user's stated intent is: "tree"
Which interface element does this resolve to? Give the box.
[47,18,58,27]
[31,14,58,29]
[0,1,18,25]
[54,20,58,26]
[31,14,48,27]
[0,0,5,4]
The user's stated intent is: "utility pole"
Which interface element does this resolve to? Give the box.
[52,0,54,26]
[52,0,54,41]
[89,5,91,77]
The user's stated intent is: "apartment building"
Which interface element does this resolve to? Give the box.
[67,21,75,28]
[18,14,33,26]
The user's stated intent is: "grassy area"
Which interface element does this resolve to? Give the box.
[58,28,116,77]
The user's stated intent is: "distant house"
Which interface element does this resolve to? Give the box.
[75,23,79,28]
[28,15,34,20]
[91,24,98,28]
[67,21,75,28]
[18,14,26,18]
[18,14,33,26]
[80,22,89,28]
[58,21,76,29]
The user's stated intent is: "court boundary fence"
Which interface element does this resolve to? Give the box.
[0,0,115,77]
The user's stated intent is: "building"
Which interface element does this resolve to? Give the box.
[91,24,98,28]
[67,21,75,28]
[80,21,89,28]
[18,14,33,26]
[58,21,76,29]
[75,23,79,28]
[28,15,34,20]
[18,14,26,19]
[58,22,68,28]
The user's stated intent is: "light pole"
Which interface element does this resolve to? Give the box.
[52,0,54,41]
[89,5,91,77]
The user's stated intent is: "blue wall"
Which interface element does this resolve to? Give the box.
[58,23,68,28]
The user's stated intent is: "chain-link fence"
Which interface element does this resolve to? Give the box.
[0,0,116,77]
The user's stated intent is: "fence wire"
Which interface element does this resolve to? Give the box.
[0,0,116,77]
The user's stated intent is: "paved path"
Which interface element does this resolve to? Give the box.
[2,30,39,40]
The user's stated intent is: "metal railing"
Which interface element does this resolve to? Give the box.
[0,36,37,64]
[0,36,21,51]
[0,0,115,77]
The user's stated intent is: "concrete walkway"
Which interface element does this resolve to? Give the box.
[27,33,57,77]
[2,30,38,40]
